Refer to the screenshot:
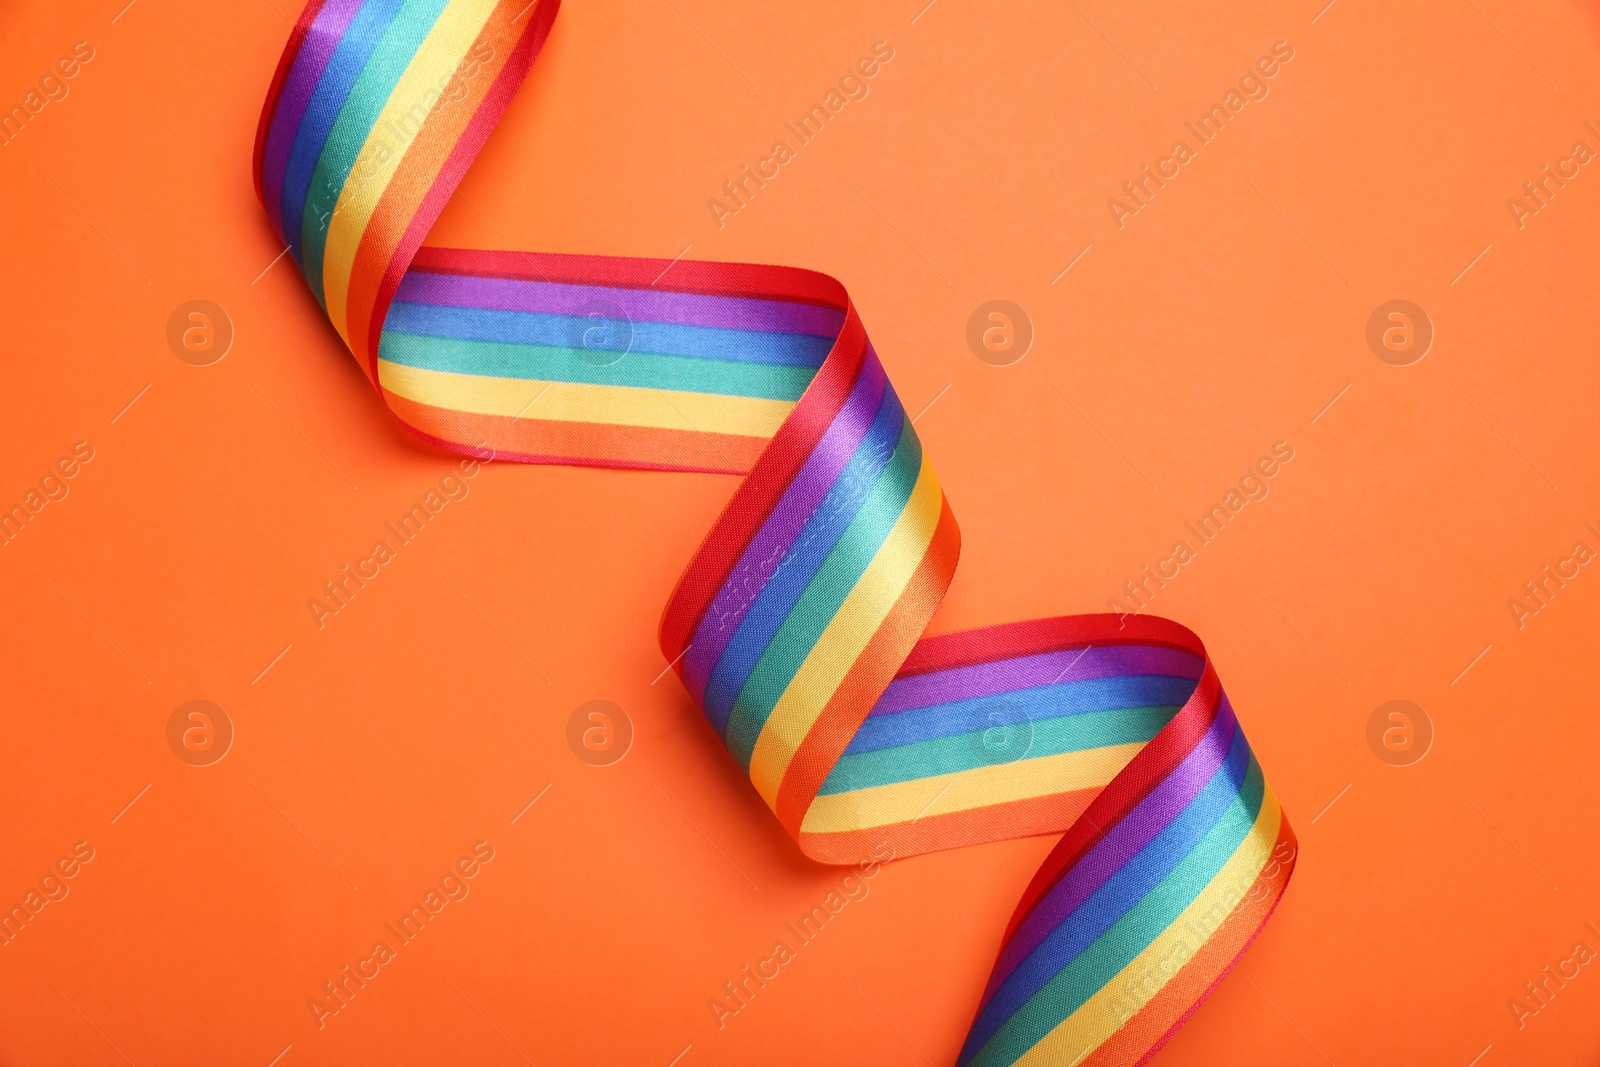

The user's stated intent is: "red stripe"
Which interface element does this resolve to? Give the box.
[1088,819,1297,1067]
[657,305,870,662]
[253,0,328,205]
[997,662,1224,951]
[775,494,960,836]
[409,247,849,309]
[898,614,1202,678]
[358,0,560,371]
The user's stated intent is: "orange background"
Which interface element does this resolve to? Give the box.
[3,0,1599,1064]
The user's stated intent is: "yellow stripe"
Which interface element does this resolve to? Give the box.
[748,457,944,807]
[799,742,1143,835]
[323,0,500,341]
[378,358,795,436]
[1011,787,1282,1067]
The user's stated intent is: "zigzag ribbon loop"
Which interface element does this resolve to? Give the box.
[255,2,1296,1062]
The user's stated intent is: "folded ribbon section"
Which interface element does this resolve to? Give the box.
[255,1,1296,1062]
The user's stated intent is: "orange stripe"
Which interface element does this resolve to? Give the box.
[346,4,523,360]
[1077,820,1298,1067]
[776,495,960,837]
[798,785,1105,865]
[384,390,767,472]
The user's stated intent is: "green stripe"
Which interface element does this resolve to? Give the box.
[967,757,1266,1067]
[380,331,814,400]
[300,0,450,300]
[723,418,923,768]
[818,705,1178,795]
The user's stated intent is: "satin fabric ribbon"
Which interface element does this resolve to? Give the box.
[254,2,1297,1062]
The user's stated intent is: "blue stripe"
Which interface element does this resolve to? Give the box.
[846,675,1201,754]
[386,301,835,367]
[299,0,452,301]
[378,331,816,400]
[279,0,407,272]
[722,415,923,767]
[701,383,905,737]
[964,723,1253,1056]
[817,704,1177,796]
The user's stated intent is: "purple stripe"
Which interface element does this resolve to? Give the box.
[985,697,1240,992]
[396,270,846,338]
[874,645,1205,716]
[261,0,364,239]
[680,352,889,705]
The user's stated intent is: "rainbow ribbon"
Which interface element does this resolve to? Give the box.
[255,2,1296,1062]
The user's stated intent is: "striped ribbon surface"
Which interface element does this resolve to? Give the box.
[255,2,1297,1062]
